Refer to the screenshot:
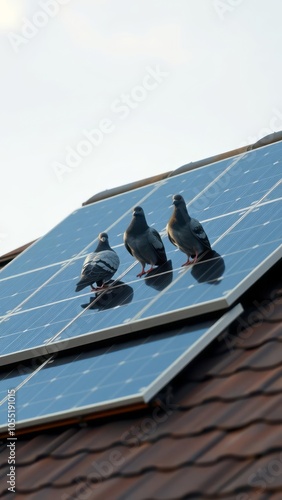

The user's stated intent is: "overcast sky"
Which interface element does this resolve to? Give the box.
[1,0,282,256]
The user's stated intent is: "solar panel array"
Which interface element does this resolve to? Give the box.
[0,140,281,431]
[0,304,242,431]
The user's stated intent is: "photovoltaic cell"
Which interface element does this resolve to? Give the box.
[0,264,63,316]
[0,142,281,365]
[0,304,242,432]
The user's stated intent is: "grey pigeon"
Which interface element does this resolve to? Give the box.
[124,206,167,277]
[166,194,211,265]
[75,232,120,292]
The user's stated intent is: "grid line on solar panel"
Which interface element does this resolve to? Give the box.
[184,151,246,209]
[0,142,281,365]
[0,304,242,432]
[0,356,52,408]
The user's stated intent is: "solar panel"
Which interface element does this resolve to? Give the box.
[0,142,281,366]
[0,304,242,432]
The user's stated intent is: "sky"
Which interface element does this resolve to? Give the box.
[1,0,282,256]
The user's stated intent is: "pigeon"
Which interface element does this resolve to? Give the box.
[124,206,167,277]
[166,194,211,265]
[75,232,120,292]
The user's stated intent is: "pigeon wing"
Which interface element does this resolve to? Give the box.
[75,250,119,291]
[190,218,211,250]
[166,224,178,248]
[123,233,134,256]
[147,228,167,264]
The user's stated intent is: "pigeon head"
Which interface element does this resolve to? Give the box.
[98,232,109,242]
[95,232,112,252]
[172,194,186,207]
[127,206,149,233]
[171,194,190,223]
[132,206,145,217]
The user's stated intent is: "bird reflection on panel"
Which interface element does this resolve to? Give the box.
[144,259,173,291]
[81,280,134,310]
[190,250,225,284]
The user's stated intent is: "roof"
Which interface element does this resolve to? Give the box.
[0,133,282,499]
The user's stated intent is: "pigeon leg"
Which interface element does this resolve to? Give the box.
[181,258,193,266]
[145,266,155,275]
[192,251,199,264]
[182,250,199,266]
[137,266,147,277]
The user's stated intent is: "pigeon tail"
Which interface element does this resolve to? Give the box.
[75,278,92,292]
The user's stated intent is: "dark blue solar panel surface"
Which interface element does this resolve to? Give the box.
[0,305,241,431]
[0,142,281,364]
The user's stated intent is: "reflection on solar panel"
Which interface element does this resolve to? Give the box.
[0,304,242,432]
[0,142,282,366]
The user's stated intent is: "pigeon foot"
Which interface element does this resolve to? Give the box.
[181,259,193,266]
[91,284,109,292]
[145,266,156,274]
[137,267,147,277]
[182,252,198,266]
